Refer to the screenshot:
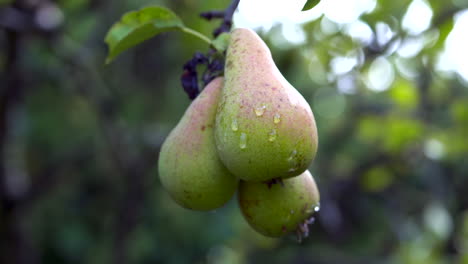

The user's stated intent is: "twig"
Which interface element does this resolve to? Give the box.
[200,10,225,20]
[180,0,240,100]
[200,0,240,37]
[363,6,460,60]
[181,52,209,100]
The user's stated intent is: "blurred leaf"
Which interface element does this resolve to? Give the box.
[460,211,468,250]
[396,239,441,264]
[0,0,13,6]
[67,13,98,42]
[302,0,320,11]
[361,1,408,26]
[327,35,357,56]
[59,0,89,11]
[437,130,468,157]
[462,253,468,264]
[357,116,382,144]
[0,0,11,6]
[360,166,394,192]
[384,117,423,153]
[105,6,185,63]
[426,18,454,54]
[357,116,424,153]
[389,78,418,108]
[55,222,91,259]
[451,99,468,125]
[127,226,158,263]
[426,0,445,14]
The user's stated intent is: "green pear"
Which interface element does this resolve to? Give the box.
[215,28,318,182]
[158,77,238,211]
[238,170,320,238]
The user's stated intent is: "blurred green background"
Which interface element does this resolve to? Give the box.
[1,0,468,263]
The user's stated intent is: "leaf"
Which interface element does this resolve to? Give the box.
[211,33,230,52]
[389,78,418,109]
[104,6,185,64]
[302,0,320,11]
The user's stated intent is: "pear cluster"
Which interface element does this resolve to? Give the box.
[158,28,320,238]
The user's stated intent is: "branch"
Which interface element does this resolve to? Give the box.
[200,0,240,37]
[363,6,461,60]
[180,0,240,100]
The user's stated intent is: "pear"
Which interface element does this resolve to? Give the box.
[238,170,320,238]
[158,77,238,211]
[215,28,318,182]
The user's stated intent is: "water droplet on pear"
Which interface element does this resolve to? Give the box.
[274,113,281,124]
[239,132,247,149]
[158,78,238,211]
[254,104,266,116]
[231,119,238,131]
[213,28,318,181]
[268,129,277,142]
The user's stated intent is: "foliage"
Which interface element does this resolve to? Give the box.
[302,0,321,11]
[105,6,186,63]
[1,0,468,264]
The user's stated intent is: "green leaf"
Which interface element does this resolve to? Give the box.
[211,33,230,52]
[302,0,320,11]
[104,6,185,64]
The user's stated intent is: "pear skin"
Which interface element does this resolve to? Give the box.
[238,170,320,237]
[158,77,238,211]
[215,28,318,182]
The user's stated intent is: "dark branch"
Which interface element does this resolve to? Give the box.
[181,52,209,100]
[180,0,240,100]
[200,10,225,20]
[201,0,240,37]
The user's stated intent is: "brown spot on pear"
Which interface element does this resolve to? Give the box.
[215,28,318,182]
[238,170,320,237]
[158,78,238,211]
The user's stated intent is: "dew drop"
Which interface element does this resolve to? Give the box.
[239,133,247,149]
[254,104,266,116]
[231,119,238,131]
[274,113,281,124]
[288,149,297,161]
[287,149,298,172]
[314,203,321,212]
[268,129,277,142]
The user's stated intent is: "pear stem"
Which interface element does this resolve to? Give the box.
[180,27,213,47]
